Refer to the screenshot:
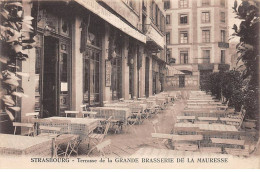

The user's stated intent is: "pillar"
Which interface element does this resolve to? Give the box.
[122,36,130,100]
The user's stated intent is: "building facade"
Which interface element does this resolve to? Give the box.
[164,0,230,90]
[0,0,166,133]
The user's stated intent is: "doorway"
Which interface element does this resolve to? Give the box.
[179,75,185,88]
[42,36,58,117]
[145,57,149,97]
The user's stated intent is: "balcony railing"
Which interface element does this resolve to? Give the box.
[218,42,229,48]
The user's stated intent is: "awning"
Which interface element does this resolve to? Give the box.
[74,0,146,43]
[167,65,185,76]
[173,65,193,72]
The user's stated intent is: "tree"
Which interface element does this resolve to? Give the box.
[0,1,35,121]
[232,0,259,128]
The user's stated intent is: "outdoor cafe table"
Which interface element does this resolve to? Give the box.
[187,102,223,106]
[175,123,238,132]
[0,134,52,156]
[45,117,100,139]
[174,123,239,139]
[91,107,131,123]
[183,109,227,117]
[187,99,215,102]
[186,105,227,110]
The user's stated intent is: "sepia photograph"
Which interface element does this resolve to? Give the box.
[0,0,259,169]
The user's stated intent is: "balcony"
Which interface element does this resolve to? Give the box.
[218,63,230,71]
[144,24,165,53]
[218,42,229,48]
[198,63,214,70]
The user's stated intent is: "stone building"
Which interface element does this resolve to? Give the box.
[164,0,230,90]
[0,0,167,132]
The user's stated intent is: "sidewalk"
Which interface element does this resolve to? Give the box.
[77,99,186,157]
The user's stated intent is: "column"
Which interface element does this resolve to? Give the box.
[133,46,138,98]
[102,23,111,102]
[149,57,153,96]
[20,1,35,124]
[72,16,83,111]
[122,36,130,100]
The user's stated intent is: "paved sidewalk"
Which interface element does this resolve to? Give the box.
[77,99,186,157]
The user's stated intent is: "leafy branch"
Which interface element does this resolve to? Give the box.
[0,1,35,121]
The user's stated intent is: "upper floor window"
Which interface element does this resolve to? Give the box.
[166,48,172,61]
[180,31,188,43]
[221,50,225,63]
[180,51,188,64]
[202,30,210,43]
[180,14,188,24]
[164,1,170,10]
[166,32,171,44]
[166,15,170,24]
[221,30,226,42]
[220,0,225,7]
[202,50,210,63]
[179,0,188,8]
[201,12,210,23]
[202,0,210,6]
[220,12,225,23]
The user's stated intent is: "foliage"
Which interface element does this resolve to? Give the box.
[232,0,259,123]
[204,70,257,119]
[0,1,35,121]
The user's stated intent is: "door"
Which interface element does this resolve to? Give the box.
[179,75,185,88]
[145,57,149,97]
[83,48,101,106]
[200,70,212,90]
[42,36,58,117]
[42,36,71,117]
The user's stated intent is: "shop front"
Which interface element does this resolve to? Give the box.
[34,2,72,117]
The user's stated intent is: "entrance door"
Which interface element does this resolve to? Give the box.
[145,57,149,97]
[179,75,185,88]
[42,36,58,117]
[42,36,70,117]
[200,70,212,90]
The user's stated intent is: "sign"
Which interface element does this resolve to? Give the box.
[75,0,146,43]
[105,60,111,87]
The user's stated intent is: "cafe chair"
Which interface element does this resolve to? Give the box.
[25,112,39,123]
[13,122,35,136]
[88,116,112,149]
[65,111,79,118]
[87,139,112,157]
[80,104,97,118]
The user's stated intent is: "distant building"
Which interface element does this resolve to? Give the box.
[164,0,230,90]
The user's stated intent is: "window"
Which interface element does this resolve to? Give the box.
[83,48,100,105]
[180,51,188,64]
[221,50,225,63]
[166,15,170,24]
[180,31,188,43]
[202,50,210,63]
[179,0,188,8]
[221,30,226,42]
[166,32,170,44]
[166,48,172,61]
[164,1,170,10]
[201,12,210,23]
[202,30,210,43]
[180,14,188,24]
[202,0,210,6]
[150,1,154,21]
[220,0,225,7]
[220,12,225,23]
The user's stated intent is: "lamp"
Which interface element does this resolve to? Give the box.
[130,58,134,65]
[112,50,117,58]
